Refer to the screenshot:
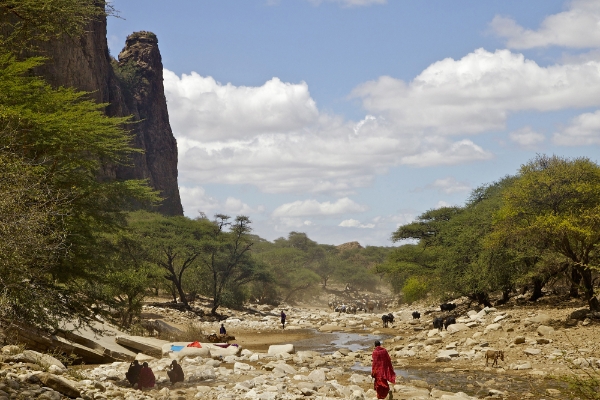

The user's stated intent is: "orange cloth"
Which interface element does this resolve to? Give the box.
[372,346,396,399]
[187,341,202,348]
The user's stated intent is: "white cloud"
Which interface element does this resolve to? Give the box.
[509,127,546,148]
[553,110,600,145]
[490,0,600,49]
[436,200,451,208]
[272,197,367,217]
[426,177,471,194]
[308,0,386,7]
[352,48,600,136]
[179,186,262,217]
[164,71,318,142]
[167,47,600,195]
[338,219,375,228]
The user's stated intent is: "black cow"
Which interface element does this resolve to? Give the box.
[433,317,444,331]
[382,313,394,328]
[440,303,456,312]
[412,311,421,319]
[444,316,456,330]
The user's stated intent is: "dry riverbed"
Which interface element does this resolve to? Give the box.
[1,295,599,399]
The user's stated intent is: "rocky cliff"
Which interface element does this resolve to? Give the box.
[34,16,183,215]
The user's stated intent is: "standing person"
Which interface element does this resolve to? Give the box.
[125,360,142,387]
[371,340,396,399]
[220,323,226,335]
[137,362,155,390]
[167,360,184,384]
[280,310,286,329]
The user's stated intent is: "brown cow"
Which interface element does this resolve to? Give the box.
[485,350,504,367]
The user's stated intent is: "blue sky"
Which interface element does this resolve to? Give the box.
[108,0,600,246]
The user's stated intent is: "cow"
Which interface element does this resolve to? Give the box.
[440,303,456,312]
[412,311,421,319]
[433,317,444,331]
[382,313,394,328]
[367,301,376,313]
[485,350,505,367]
[444,316,456,330]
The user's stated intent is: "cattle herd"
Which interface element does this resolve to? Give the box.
[328,298,391,314]
[378,302,459,332]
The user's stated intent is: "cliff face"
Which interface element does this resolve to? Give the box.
[34,17,183,216]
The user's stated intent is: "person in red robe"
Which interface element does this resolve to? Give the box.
[138,362,156,390]
[371,340,396,399]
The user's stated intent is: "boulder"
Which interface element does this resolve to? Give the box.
[515,362,532,370]
[513,337,526,344]
[447,323,469,334]
[307,368,327,382]
[569,309,589,321]
[38,373,80,398]
[484,323,502,334]
[117,335,169,357]
[537,325,554,336]
[268,344,295,355]
[5,350,66,370]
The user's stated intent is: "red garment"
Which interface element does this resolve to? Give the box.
[372,346,396,399]
[138,366,155,389]
[187,341,202,348]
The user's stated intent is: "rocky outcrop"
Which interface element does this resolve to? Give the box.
[33,15,183,215]
[336,241,364,251]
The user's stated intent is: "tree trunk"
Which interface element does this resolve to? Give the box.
[174,280,189,309]
[580,267,600,311]
[529,278,544,301]
[569,267,581,298]
[475,292,492,308]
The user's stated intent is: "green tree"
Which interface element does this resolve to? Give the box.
[197,215,256,315]
[0,53,157,330]
[128,212,203,309]
[0,0,113,52]
[493,155,600,310]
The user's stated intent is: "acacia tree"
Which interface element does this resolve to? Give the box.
[128,212,204,309]
[198,215,256,315]
[494,155,600,311]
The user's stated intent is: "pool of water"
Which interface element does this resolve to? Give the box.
[291,330,389,354]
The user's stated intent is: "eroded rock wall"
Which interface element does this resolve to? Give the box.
[34,16,183,216]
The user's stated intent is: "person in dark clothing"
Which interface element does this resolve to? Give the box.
[138,362,155,390]
[167,360,184,384]
[125,360,142,387]
[280,310,286,329]
[220,323,226,335]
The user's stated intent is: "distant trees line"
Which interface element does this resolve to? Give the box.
[379,155,600,311]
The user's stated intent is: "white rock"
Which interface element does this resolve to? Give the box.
[537,325,554,336]
[524,348,541,356]
[307,368,327,382]
[484,323,502,334]
[447,323,469,334]
[234,362,254,372]
[267,344,295,355]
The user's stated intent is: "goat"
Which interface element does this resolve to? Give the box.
[444,316,456,330]
[440,303,456,312]
[485,350,505,367]
[412,311,421,319]
[382,313,394,328]
[433,317,444,331]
